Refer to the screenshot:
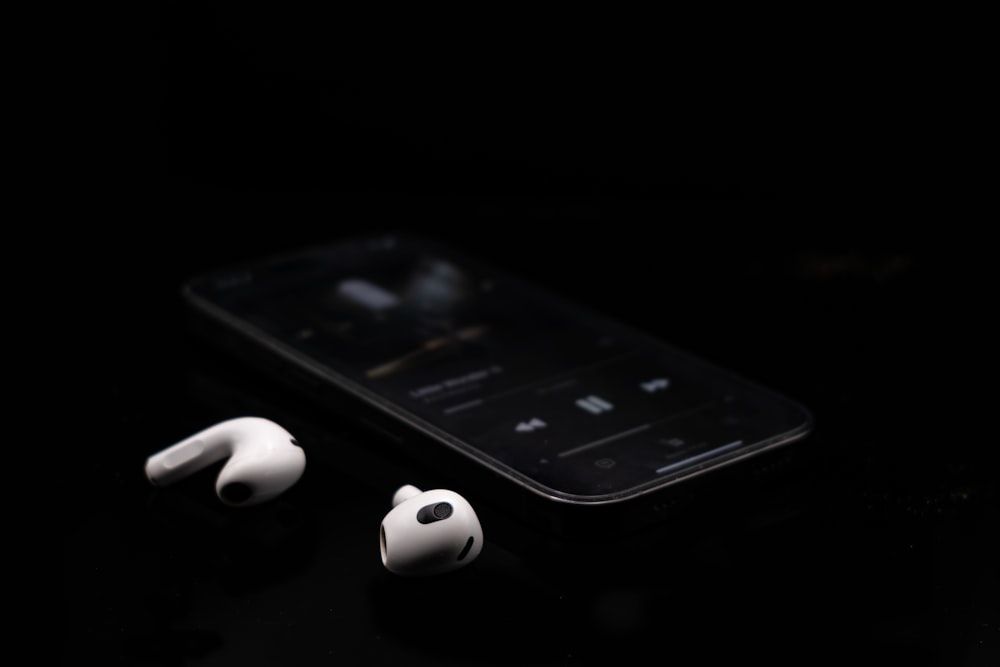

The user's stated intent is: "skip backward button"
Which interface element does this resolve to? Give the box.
[515,418,547,433]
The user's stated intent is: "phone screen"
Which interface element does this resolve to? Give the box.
[186,234,812,502]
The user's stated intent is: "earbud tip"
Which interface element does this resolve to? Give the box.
[392,484,422,507]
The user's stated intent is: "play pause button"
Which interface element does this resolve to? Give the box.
[575,395,614,415]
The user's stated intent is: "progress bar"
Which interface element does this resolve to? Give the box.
[556,424,652,458]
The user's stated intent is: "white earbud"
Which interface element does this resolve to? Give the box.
[380,485,483,576]
[144,417,306,507]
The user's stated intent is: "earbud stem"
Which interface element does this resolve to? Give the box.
[145,432,231,487]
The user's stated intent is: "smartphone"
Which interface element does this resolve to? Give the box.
[182,234,813,537]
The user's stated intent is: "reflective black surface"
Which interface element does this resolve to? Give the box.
[67,202,996,665]
[63,8,994,666]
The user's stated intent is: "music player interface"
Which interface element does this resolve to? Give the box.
[199,237,808,497]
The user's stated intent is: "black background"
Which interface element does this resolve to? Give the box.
[62,5,994,666]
